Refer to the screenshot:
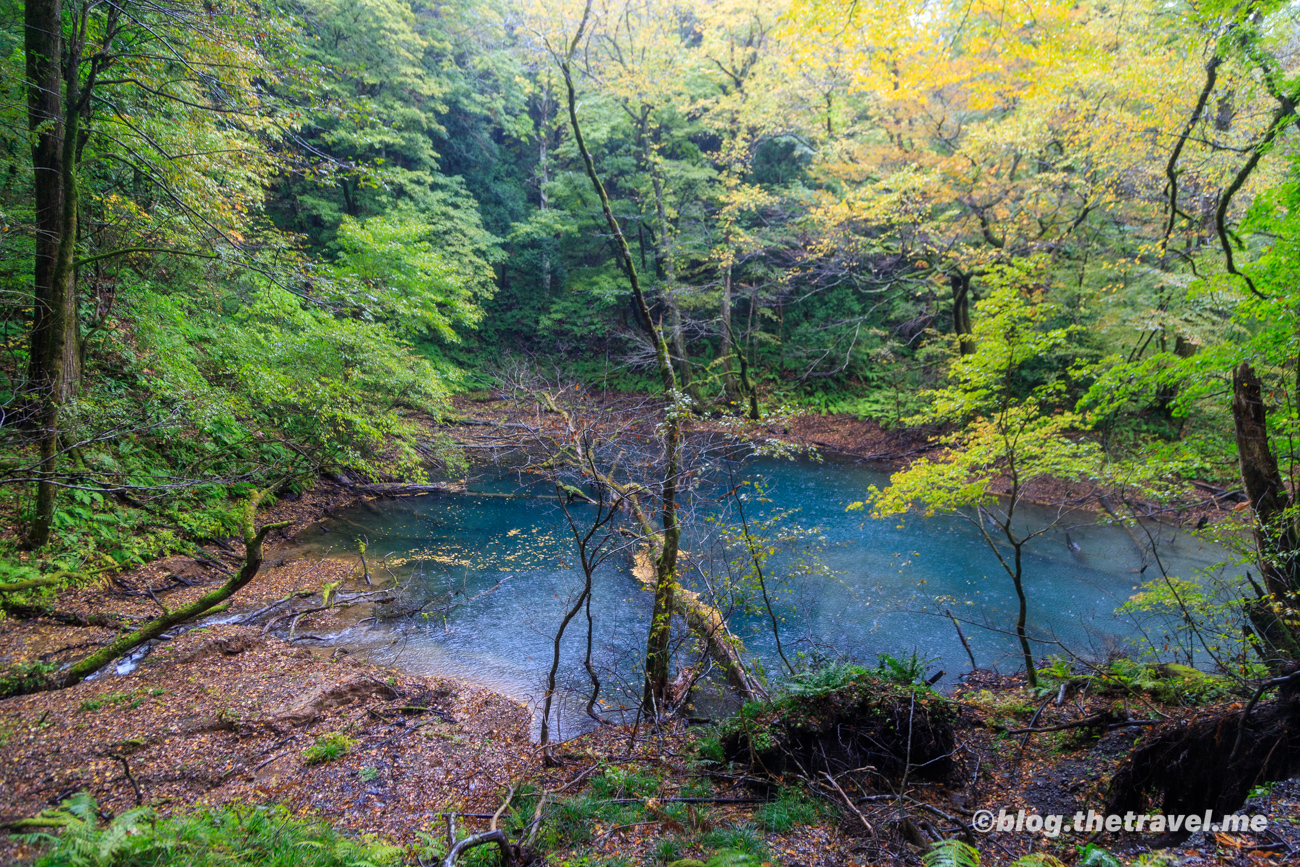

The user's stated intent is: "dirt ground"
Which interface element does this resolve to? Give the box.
[0,489,542,863]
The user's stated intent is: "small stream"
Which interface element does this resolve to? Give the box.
[284,456,1240,736]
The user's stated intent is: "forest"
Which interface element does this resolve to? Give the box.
[1,0,1300,865]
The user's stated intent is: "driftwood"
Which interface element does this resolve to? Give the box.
[631,549,766,701]
[441,787,539,867]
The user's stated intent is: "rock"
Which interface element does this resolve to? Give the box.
[667,860,707,867]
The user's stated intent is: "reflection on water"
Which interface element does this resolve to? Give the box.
[285,457,1241,737]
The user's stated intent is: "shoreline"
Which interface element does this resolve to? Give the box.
[0,488,537,860]
[447,393,1242,529]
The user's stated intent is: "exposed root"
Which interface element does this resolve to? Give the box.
[721,679,957,786]
[1106,685,1300,818]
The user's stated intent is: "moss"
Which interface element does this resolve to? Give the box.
[301,731,355,765]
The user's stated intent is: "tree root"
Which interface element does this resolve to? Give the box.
[1106,688,1300,818]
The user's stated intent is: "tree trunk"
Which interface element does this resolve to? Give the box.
[25,0,83,547]
[561,30,682,710]
[640,123,700,405]
[540,579,589,747]
[1155,334,1197,420]
[1011,543,1037,688]
[667,295,695,397]
[538,80,552,296]
[632,549,765,701]
[1232,362,1300,660]
[950,272,974,356]
[26,0,64,393]
[739,293,760,420]
[720,262,740,403]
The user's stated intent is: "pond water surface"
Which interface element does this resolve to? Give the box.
[286,457,1240,736]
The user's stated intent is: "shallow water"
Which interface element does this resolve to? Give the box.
[286,457,1239,734]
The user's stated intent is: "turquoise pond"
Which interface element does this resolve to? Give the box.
[286,456,1239,735]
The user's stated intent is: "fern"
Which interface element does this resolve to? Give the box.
[1010,855,1066,867]
[17,792,402,867]
[784,662,868,697]
[15,792,155,867]
[1077,845,1123,867]
[923,839,981,867]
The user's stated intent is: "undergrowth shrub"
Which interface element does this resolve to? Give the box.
[0,661,59,698]
[16,792,402,867]
[755,787,829,833]
[923,839,1068,867]
[694,827,767,859]
[302,731,355,765]
[587,766,661,800]
[1036,656,1237,706]
[875,651,938,686]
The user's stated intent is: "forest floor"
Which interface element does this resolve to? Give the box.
[0,403,1290,865]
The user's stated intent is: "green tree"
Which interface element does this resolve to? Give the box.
[328,205,498,342]
[14,0,296,544]
[863,264,1102,688]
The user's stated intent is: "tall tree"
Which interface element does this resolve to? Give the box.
[546,0,687,708]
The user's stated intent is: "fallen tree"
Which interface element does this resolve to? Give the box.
[5,488,290,693]
[632,549,767,702]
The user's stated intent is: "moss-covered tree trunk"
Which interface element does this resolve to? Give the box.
[25,0,82,547]
[1232,362,1300,662]
[950,271,974,356]
[560,10,683,710]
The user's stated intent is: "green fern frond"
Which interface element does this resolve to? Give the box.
[1077,845,1123,867]
[1010,855,1066,867]
[923,839,982,867]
